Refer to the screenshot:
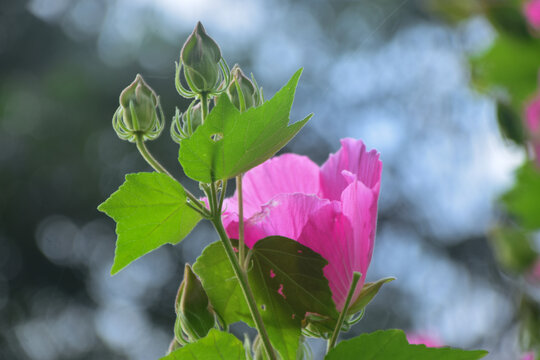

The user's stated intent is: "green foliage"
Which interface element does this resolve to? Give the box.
[347,277,395,316]
[98,173,201,274]
[250,236,338,320]
[490,226,537,273]
[424,0,482,24]
[501,162,540,230]
[325,330,488,360]
[161,329,245,360]
[470,35,540,107]
[193,241,251,326]
[485,0,531,39]
[194,237,336,360]
[519,296,540,351]
[496,101,525,145]
[175,264,216,342]
[179,69,312,183]
[250,261,301,360]
[249,236,337,359]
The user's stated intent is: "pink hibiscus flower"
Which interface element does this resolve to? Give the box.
[406,332,443,348]
[522,352,536,360]
[525,93,540,166]
[525,0,540,30]
[222,138,382,310]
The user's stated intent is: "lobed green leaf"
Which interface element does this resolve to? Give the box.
[179,69,312,183]
[98,173,201,274]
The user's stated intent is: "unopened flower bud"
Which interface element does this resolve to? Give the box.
[186,102,203,130]
[181,22,223,94]
[174,264,215,342]
[170,101,203,143]
[112,74,164,142]
[226,65,263,111]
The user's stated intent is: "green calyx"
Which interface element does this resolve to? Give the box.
[174,264,216,343]
[171,101,203,143]
[113,74,164,142]
[227,64,263,111]
[179,22,229,95]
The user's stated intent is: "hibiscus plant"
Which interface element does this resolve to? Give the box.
[98,22,489,359]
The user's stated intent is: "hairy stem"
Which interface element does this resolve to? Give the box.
[327,272,362,352]
[211,211,276,360]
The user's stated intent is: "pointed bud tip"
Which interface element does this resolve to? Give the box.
[195,21,206,34]
[184,263,193,277]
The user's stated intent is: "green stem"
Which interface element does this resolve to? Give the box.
[236,174,246,268]
[200,89,273,357]
[211,216,277,360]
[327,272,362,352]
[200,92,209,123]
[135,133,173,178]
[218,180,227,214]
[134,133,209,217]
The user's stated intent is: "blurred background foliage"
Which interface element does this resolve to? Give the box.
[1,0,540,359]
[430,0,540,356]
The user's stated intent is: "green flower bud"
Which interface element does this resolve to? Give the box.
[181,22,222,94]
[226,65,262,111]
[112,74,164,142]
[174,264,215,342]
[170,101,203,143]
[185,102,203,130]
[120,74,158,131]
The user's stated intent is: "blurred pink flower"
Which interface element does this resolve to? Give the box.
[222,138,382,310]
[525,0,540,29]
[406,332,443,348]
[527,258,540,283]
[522,351,536,360]
[525,93,540,166]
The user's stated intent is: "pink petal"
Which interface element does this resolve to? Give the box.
[296,202,355,310]
[341,178,380,301]
[226,154,320,218]
[522,352,536,360]
[319,138,382,201]
[525,95,540,166]
[525,0,540,29]
[225,194,330,248]
[525,95,540,133]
